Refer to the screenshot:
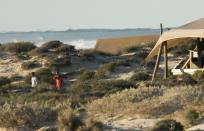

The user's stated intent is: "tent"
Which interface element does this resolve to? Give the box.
[146,18,204,62]
[146,18,204,81]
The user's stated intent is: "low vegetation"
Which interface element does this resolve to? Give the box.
[169,39,196,56]
[21,61,39,70]
[185,109,199,126]
[129,71,150,82]
[72,70,134,100]
[46,56,71,68]
[24,68,53,84]
[56,45,75,54]
[95,60,130,78]
[0,42,36,53]
[2,40,204,130]
[87,85,204,121]
[151,119,184,131]
[78,70,95,81]
[122,42,154,54]
[0,105,55,128]
[57,108,103,131]
[78,49,96,61]
[193,70,204,81]
[29,40,76,56]
[0,92,77,129]
[41,40,63,50]
[0,77,11,87]
[29,47,48,56]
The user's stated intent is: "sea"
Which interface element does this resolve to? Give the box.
[0,29,160,49]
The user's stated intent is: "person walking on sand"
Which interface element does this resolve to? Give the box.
[31,72,38,87]
[53,72,63,90]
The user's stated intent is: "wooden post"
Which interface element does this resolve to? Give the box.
[151,23,164,82]
[163,41,168,79]
[160,23,163,35]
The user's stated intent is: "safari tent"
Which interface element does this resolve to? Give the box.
[146,18,204,81]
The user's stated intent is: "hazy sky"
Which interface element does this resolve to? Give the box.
[0,0,203,31]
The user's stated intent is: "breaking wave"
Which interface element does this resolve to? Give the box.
[35,40,96,49]
[65,40,96,49]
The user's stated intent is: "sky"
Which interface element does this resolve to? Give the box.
[0,0,203,31]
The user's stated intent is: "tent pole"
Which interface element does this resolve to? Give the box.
[151,23,164,82]
[163,41,168,79]
[151,43,163,82]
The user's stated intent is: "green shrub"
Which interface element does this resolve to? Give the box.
[169,39,196,56]
[122,42,155,54]
[56,45,75,53]
[78,49,96,61]
[101,63,115,72]
[29,47,48,56]
[1,82,31,91]
[151,119,184,131]
[2,42,36,53]
[25,68,53,84]
[96,61,130,78]
[185,109,199,126]
[41,40,63,50]
[78,70,95,81]
[73,78,133,98]
[116,60,130,66]
[16,53,30,60]
[95,62,117,78]
[95,50,113,56]
[129,71,150,82]
[35,68,53,84]
[146,60,156,68]
[135,50,149,60]
[193,70,204,80]
[47,56,71,68]
[21,61,39,70]
[170,47,189,56]
[10,75,24,82]
[0,77,11,87]
[123,45,141,53]
[177,73,197,85]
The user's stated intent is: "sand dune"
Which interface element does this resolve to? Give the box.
[95,35,159,55]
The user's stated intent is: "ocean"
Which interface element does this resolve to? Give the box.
[0,29,160,49]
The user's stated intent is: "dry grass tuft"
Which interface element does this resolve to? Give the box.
[57,108,103,131]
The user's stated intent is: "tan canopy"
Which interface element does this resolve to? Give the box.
[146,18,204,61]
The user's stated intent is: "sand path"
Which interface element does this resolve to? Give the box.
[104,117,159,131]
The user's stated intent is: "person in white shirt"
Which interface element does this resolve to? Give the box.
[31,72,38,87]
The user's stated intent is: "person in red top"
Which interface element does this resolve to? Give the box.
[53,72,63,90]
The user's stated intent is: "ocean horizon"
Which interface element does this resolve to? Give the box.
[0,28,161,49]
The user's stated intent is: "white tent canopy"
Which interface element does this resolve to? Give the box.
[146,18,204,61]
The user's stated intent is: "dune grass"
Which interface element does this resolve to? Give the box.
[87,85,204,121]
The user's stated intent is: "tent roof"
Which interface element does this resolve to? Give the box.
[146,18,204,62]
[178,18,204,29]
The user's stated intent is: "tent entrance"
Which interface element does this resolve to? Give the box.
[172,41,204,75]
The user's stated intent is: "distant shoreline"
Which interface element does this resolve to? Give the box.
[0,28,165,34]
